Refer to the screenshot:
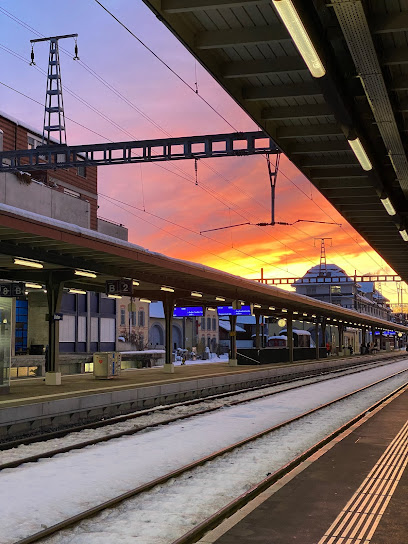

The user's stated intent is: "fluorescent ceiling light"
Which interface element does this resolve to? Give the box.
[216,296,225,302]
[108,294,122,299]
[269,306,275,310]
[69,288,86,295]
[347,138,372,171]
[132,280,139,286]
[399,229,408,241]
[26,283,42,289]
[140,298,151,303]
[191,292,203,298]
[293,311,298,314]
[380,197,396,216]
[303,313,308,316]
[253,304,261,308]
[75,270,97,278]
[272,0,325,78]
[161,286,175,292]
[207,307,216,312]
[14,258,43,269]
[281,308,288,313]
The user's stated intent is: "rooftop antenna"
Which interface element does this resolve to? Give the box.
[200,153,341,233]
[30,34,79,146]
[314,237,332,276]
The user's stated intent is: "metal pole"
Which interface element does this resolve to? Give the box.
[315,321,320,360]
[45,272,64,385]
[229,314,237,366]
[163,296,175,373]
[287,311,293,364]
[255,312,261,349]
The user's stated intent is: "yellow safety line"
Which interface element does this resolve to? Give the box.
[318,420,408,543]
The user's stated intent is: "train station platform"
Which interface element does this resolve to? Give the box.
[204,382,408,544]
[0,350,405,441]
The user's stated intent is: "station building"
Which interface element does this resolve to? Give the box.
[0,112,130,374]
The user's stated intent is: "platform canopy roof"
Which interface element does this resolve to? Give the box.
[0,203,406,332]
[142,0,408,282]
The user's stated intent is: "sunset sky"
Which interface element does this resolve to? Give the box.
[0,0,404,304]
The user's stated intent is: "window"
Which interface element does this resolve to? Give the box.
[207,317,211,330]
[78,316,87,343]
[59,315,76,342]
[330,286,341,295]
[120,307,125,326]
[307,286,316,295]
[91,317,99,342]
[63,188,80,198]
[201,317,205,330]
[131,311,136,327]
[77,165,86,178]
[27,134,42,149]
[100,317,115,342]
[212,318,216,331]
[138,309,145,327]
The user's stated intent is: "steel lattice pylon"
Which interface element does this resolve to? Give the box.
[30,33,78,145]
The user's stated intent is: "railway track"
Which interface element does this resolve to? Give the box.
[9,364,408,544]
[1,356,404,470]
[4,351,403,450]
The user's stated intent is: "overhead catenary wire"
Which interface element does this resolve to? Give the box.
[0,9,368,271]
[0,9,390,277]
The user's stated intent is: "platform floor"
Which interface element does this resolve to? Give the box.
[0,350,405,410]
[203,384,408,544]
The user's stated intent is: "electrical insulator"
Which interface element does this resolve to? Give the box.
[73,40,79,60]
[30,46,36,66]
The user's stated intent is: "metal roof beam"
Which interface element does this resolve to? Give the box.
[290,141,351,154]
[162,0,264,12]
[300,156,358,168]
[371,12,408,34]
[277,124,343,139]
[311,168,368,179]
[383,48,408,66]
[242,82,321,101]
[195,25,289,49]
[262,104,332,121]
[316,179,373,189]
[223,57,306,78]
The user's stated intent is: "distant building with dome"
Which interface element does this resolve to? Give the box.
[294,264,391,321]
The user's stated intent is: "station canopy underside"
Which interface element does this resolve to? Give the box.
[0,204,406,333]
[142,0,408,283]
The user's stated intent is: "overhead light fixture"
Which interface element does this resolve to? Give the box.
[253,304,261,308]
[108,294,122,299]
[26,283,42,289]
[272,0,325,78]
[312,314,317,318]
[14,258,43,269]
[293,311,298,314]
[74,270,97,278]
[191,291,203,298]
[269,306,276,310]
[132,280,140,286]
[347,138,372,171]
[161,286,175,292]
[207,307,216,312]
[282,308,288,313]
[140,298,151,303]
[216,296,225,302]
[303,313,308,317]
[380,196,396,216]
[69,288,86,295]
[399,229,408,241]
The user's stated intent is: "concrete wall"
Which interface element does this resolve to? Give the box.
[97,218,128,241]
[0,173,90,228]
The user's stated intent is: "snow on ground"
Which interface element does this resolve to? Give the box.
[1,360,407,543]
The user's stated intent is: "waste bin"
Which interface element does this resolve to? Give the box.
[93,352,121,379]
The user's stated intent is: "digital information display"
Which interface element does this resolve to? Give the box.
[217,305,252,316]
[173,306,204,317]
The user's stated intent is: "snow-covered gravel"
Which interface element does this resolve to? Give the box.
[1,360,407,544]
[0,359,388,466]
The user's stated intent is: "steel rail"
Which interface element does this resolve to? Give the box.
[2,351,402,451]
[1,355,403,471]
[171,381,408,544]
[13,366,408,544]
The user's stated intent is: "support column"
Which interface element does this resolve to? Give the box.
[45,272,64,386]
[163,296,175,373]
[379,330,383,351]
[287,311,293,364]
[339,324,344,356]
[229,314,237,366]
[255,312,261,349]
[315,321,320,360]
[321,319,326,357]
